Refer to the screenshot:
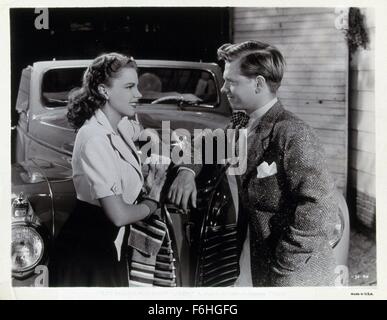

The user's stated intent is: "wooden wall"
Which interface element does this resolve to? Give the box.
[233,7,348,193]
[348,8,375,228]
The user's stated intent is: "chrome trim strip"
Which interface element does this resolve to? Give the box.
[38,120,74,132]
[28,193,51,198]
[30,159,56,238]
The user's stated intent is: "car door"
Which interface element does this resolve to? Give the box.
[26,62,89,167]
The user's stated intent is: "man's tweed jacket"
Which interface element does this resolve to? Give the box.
[180,100,341,287]
[238,100,340,286]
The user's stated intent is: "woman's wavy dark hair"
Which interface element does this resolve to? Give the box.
[67,52,137,129]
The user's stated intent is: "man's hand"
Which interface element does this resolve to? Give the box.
[168,169,197,211]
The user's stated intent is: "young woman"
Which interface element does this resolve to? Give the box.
[49,53,166,287]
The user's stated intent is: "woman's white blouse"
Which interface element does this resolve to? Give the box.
[72,109,144,207]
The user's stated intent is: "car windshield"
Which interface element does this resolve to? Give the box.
[41,66,218,107]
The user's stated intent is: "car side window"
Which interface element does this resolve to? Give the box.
[16,67,32,113]
[41,67,86,108]
[41,66,219,108]
[137,68,218,105]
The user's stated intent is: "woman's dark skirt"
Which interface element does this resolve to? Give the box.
[49,200,130,287]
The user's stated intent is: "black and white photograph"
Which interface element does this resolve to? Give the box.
[1,0,386,300]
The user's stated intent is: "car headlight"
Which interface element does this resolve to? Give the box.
[12,224,45,276]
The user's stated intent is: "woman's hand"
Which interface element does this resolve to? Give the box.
[143,154,171,201]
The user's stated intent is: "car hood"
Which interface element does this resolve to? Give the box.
[12,158,72,187]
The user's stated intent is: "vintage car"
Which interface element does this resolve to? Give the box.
[11,59,350,287]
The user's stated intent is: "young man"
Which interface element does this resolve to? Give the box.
[169,41,341,286]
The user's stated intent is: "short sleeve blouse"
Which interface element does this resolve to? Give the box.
[72,110,143,206]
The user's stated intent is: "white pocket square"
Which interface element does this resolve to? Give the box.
[256,161,277,178]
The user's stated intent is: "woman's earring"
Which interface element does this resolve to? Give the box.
[98,86,109,100]
[255,88,260,94]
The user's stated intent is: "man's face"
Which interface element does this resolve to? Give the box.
[221,59,258,113]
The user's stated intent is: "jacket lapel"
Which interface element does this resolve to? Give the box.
[108,134,143,182]
[118,127,142,166]
[243,101,285,181]
[117,117,143,166]
[94,109,143,182]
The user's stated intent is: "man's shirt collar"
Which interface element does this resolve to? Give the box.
[247,97,278,132]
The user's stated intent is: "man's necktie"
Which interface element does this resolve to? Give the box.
[229,111,250,145]
[230,111,250,130]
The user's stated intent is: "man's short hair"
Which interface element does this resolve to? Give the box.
[217,40,285,93]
